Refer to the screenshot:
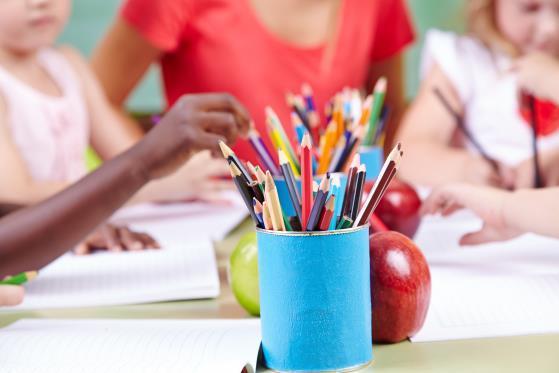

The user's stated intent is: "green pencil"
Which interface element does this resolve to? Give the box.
[0,271,38,285]
[364,77,387,146]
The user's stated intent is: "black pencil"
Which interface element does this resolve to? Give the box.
[340,154,360,223]
[229,163,260,225]
[220,141,253,183]
[250,181,265,203]
[349,164,366,221]
[306,174,330,231]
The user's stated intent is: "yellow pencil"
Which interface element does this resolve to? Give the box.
[268,122,300,177]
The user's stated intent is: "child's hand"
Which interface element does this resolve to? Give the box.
[512,52,559,102]
[73,224,159,255]
[0,285,24,306]
[137,94,251,181]
[465,156,515,189]
[421,184,521,245]
[513,148,559,189]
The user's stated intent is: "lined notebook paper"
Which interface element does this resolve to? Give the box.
[0,319,261,373]
[411,214,559,342]
[4,237,219,310]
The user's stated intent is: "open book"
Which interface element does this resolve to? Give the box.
[4,237,219,310]
[0,319,262,373]
[411,213,559,342]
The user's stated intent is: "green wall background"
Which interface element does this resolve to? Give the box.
[58,0,466,111]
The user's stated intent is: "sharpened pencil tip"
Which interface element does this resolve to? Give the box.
[219,141,233,158]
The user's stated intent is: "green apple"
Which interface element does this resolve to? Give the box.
[229,232,260,316]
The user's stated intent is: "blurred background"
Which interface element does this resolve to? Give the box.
[59,0,465,113]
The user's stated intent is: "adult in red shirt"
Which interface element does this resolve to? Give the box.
[92,0,414,165]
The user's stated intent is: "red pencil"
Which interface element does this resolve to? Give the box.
[301,133,313,229]
[318,195,336,231]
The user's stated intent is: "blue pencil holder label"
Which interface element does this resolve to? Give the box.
[359,146,383,181]
[257,226,373,372]
[274,173,348,217]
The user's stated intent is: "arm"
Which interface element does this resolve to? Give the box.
[396,64,506,187]
[421,183,559,244]
[0,93,250,278]
[91,18,161,109]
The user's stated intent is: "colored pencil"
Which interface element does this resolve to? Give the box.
[302,84,321,144]
[220,141,253,183]
[301,133,313,229]
[229,163,260,225]
[336,215,354,230]
[289,216,303,231]
[340,154,360,221]
[248,128,280,176]
[250,181,265,203]
[354,143,403,227]
[329,175,342,230]
[287,93,311,133]
[262,201,273,230]
[264,171,286,231]
[267,120,300,177]
[359,95,373,126]
[372,106,390,145]
[364,77,387,146]
[433,87,499,172]
[306,174,330,231]
[266,107,300,172]
[370,213,390,232]
[337,125,364,172]
[278,150,303,223]
[318,195,336,231]
[349,164,366,221]
[253,198,264,228]
[0,271,37,285]
[328,136,347,173]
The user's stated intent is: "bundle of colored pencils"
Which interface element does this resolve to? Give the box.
[246,79,390,178]
[221,137,403,232]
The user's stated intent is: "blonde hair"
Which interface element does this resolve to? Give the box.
[467,0,519,56]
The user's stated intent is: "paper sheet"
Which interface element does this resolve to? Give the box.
[0,319,261,373]
[411,214,559,342]
[4,238,219,310]
[111,190,249,241]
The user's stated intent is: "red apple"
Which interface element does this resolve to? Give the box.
[369,231,431,343]
[365,179,422,238]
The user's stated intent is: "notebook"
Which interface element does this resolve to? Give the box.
[411,213,559,342]
[3,237,219,310]
[111,190,249,241]
[0,318,262,373]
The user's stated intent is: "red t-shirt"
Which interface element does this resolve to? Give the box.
[121,0,414,165]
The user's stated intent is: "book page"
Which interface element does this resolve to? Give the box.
[3,236,219,310]
[0,319,261,373]
[111,191,248,241]
[411,214,559,342]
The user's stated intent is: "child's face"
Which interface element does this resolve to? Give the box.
[0,0,70,54]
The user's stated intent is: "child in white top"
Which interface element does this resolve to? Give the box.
[398,0,559,189]
[0,0,229,251]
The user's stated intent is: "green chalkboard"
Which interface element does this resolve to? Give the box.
[58,0,465,110]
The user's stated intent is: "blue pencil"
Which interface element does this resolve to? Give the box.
[329,175,343,230]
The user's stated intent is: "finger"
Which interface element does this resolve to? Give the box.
[138,232,160,249]
[118,227,144,251]
[197,112,238,144]
[73,242,90,255]
[194,132,227,155]
[187,94,251,135]
[0,285,25,306]
[101,225,123,252]
[459,225,502,246]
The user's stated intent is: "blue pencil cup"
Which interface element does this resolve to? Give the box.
[257,226,373,372]
[359,146,383,181]
[274,173,348,217]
